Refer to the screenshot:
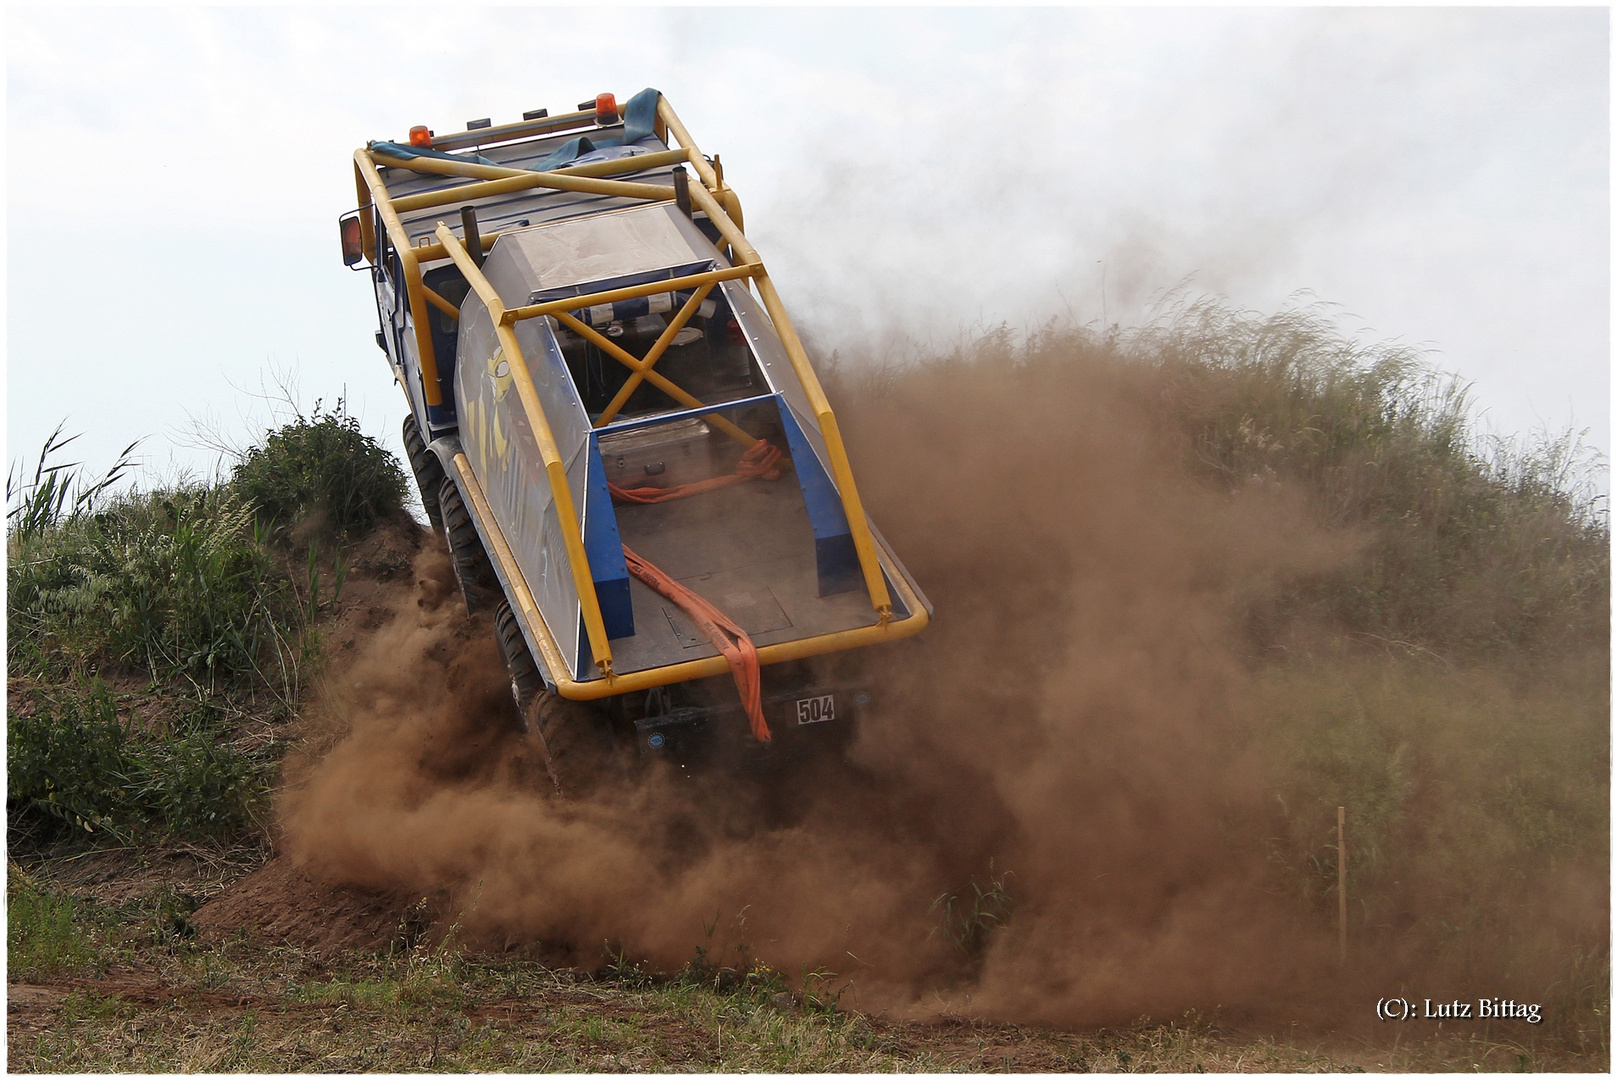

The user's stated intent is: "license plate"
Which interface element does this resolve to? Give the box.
[795,694,835,725]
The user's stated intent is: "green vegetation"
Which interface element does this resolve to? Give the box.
[876,300,1608,656]
[230,399,405,544]
[7,482,298,688]
[8,680,270,842]
[827,299,1607,1064]
[6,404,403,850]
[962,306,1610,1053]
[3,873,1580,1072]
[1137,300,1608,653]
[1255,655,1609,1053]
[0,863,1359,1072]
[931,861,1016,959]
[7,863,97,977]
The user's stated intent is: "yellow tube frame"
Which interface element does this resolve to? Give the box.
[549,309,756,449]
[592,283,715,427]
[351,92,902,673]
[382,148,693,212]
[354,150,445,405]
[500,264,757,323]
[433,222,616,676]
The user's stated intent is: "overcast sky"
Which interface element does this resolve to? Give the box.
[6,6,1609,497]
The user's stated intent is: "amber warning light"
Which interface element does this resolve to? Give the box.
[339,212,365,266]
[409,124,433,148]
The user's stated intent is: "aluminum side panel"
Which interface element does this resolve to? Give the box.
[455,296,593,669]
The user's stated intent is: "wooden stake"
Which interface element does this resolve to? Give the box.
[1337,805,1348,965]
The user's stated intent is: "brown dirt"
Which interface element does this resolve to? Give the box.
[185,510,454,955]
[188,854,438,955]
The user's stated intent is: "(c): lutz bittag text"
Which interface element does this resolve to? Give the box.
[1376,998,1541,1023]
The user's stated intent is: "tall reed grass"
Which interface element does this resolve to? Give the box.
[6,407,404,847]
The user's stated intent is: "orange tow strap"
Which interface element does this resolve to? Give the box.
[609,439,784,744]
[608,439,782,504]
[622,544,770,743]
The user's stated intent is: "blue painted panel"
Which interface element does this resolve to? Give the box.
[597,392,778,437]
[776,401,862,597]
[425,400,457,431]
[583,432,635,639]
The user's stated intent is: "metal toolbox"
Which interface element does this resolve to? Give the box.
[597,416,735,490]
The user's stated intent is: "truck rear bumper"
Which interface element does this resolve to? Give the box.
[633,678,872,757]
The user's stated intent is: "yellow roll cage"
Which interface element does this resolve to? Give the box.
[349,94,926,697]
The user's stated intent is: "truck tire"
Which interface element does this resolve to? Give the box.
[438,474,498,614]
[495,599,547,725]
[495,598,622,797]
[402,415,445,534]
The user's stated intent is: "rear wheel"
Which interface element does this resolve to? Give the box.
[494,598,625,796]
[439,474,497,614]
[402,415,445,534]
[495,599,546,726]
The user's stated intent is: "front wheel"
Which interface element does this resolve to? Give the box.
[402,415,445,534]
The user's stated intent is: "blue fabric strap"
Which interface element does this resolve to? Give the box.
[622,87,661,143]
[367,141,498,167]
[372,89,662,175]
[532,136,600,172]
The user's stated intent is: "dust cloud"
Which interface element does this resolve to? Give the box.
[280,340,1358,1025]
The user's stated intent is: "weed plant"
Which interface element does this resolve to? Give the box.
[7,862,96,977]
[7,679,270,843]
[931,862,1016,959]
[7,483,297,689]
[1256,652,1608,1052]
[834,299,1608,656]
[7,410,403,850]
[1133,300,1609,653]
[230,398,405,545]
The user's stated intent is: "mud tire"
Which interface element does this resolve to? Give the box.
[495,600,547,726]
[494,599,625,797]
[402,415,446,535]
[438,474,497,614]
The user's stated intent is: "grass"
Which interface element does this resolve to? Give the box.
[820,297,1607,1067]
[6,888,1593,1073]
[6,408,403,852]
[931,861,1017,959]
[7,863,98,977]
[1133,300,1607,654]
[6,481,300,690]
[5,875,1358,1073]
[1251,653,1609,1056]
[7,678,273,843]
